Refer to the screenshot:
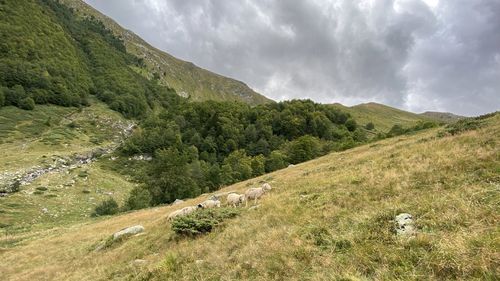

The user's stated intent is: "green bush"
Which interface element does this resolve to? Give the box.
[365,122,375,130]
[0,88,5,107]
[18,97,35,110]
[124,186,152,210]
[171,208,240,236]
[92,198,119,217]
[283,135,322,164]
[442,118,482,136]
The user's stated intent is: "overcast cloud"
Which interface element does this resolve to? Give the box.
[84,0,500,116]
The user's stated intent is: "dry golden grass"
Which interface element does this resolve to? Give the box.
[1,115,499,280]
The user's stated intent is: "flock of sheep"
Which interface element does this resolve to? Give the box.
[167,182,272,221]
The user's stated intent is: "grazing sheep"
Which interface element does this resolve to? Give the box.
[226,193,246,207]
[261,182,272,191]
[245,183,272,207]
[167,206,198,221]
[198,199,221,209]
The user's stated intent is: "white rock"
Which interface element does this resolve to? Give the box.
[112,225,145,240]
[395,213,416,236]
[172,199,184,205]
[132,259,147,266]
[248,204,260,210]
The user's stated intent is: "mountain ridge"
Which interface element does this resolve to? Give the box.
[331,102,458,132]
[60,0,273,105]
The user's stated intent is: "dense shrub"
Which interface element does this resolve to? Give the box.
[18,97,35,110]
[123,186,152,210]
[92,198,119,217]
[283,135,323,164]
[365,122,375,130]
[171,208,240,236]
[0,87,5,107]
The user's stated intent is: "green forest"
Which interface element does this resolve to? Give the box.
[117,99,365,207]
[0,0,179,117]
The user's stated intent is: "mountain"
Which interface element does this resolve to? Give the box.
[331,102,443,132]
[419,111,464,123]
[60,0,272,105]
[1,112,497,280]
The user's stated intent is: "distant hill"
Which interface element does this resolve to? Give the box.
[60,0,272,105]
[331,102,445,132]
[419,111,464,123]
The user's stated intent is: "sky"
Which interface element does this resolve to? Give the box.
[84,0,500,116]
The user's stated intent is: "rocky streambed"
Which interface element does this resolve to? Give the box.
[0,146,118,195]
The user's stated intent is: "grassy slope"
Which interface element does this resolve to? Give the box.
[332,102,437,133]
[0,100,136,242]
[1,114,498,280]
[60,0,272,105]
[420,111,464,123]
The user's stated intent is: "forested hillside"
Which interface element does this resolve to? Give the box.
[116,99,365,206]
[60,0,271,105]
[0,0,184,117]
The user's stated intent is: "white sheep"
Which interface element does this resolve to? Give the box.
[197,199,221,209]
[167,206,198,221]
[245,183,272,207]
[226,193,246,207]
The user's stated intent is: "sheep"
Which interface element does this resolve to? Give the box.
[167,206,198,221]
[197,199,221,209]
[245,183,272,207]
[226,193,246,207]
[261,182,272,191]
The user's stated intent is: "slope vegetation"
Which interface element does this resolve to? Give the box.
[332,102,438,132]
[60,0,272,105]
[0,99,136,239]
[1,113,498,280]
[420,111,464,123]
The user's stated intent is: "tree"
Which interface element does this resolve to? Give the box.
[18,97,35,110]
[345,118,357,132]
[92,198,119,217]
[124,186,152,210]
[265,150,287,172]
[388,124,405,136]
[5,85,27,106]
[251,155,266,177]
[284,135,322,164]
[147,148,200,204]
[365,122,375,130]
[0,87,5,107]
[222,150,252,182]
[248,138,270,156]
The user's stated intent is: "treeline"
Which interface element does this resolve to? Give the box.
[0,0,178,117]
[118,99,366,207]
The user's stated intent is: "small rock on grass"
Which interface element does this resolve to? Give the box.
[113,225,145,240]
[395,213,416,237]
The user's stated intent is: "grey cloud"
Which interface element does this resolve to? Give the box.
[85,0,500,116]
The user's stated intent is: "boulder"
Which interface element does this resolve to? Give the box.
[112,225,144,240]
